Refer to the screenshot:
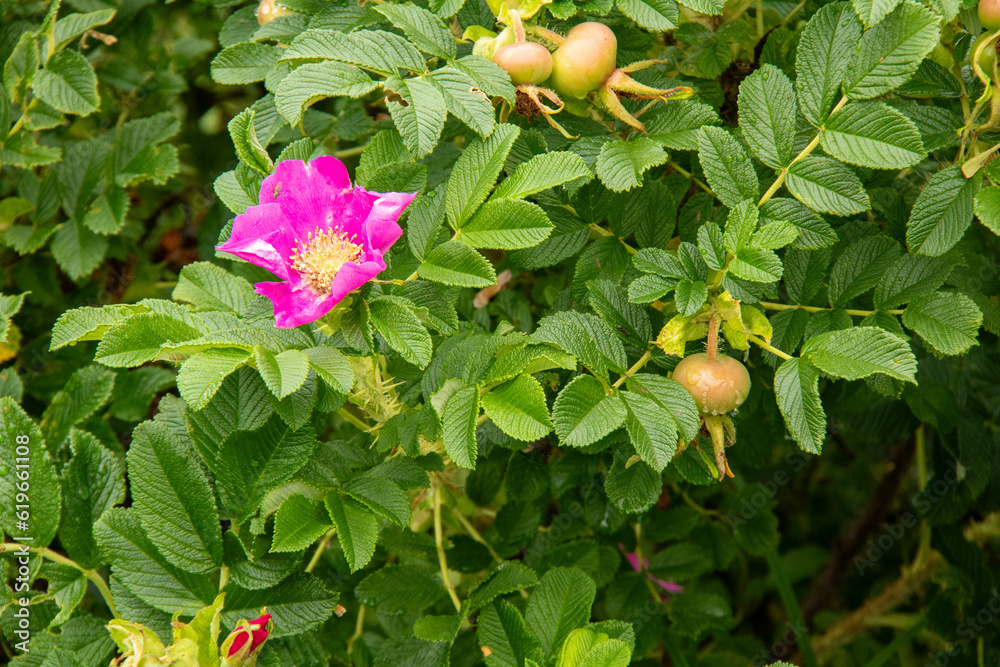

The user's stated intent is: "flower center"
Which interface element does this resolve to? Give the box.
[290,227,363,295]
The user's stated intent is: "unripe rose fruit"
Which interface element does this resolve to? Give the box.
[257,0,293,26]
[493,42,553,85]
[549,22,617,99]
[673,353,751,416]
[982,0,1000,30]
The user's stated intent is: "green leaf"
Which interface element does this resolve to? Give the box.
[95,313,202,368]
[446,123,520,227]
[356,564,445,613]
[173,262,253,315]
[674,279,708,316]
[534,311,627,378]
[385,75,447,159]
[343,474,412,526]
[51,219,107,280]
[281,29,425,73]
[677,0,724,14]
[460,199,553,250]
[222,574,338,639]
[975,185,1000,235]
[59,431,125,569]
[494,152,592,200]
[216,417,317,521]
[54,9,116,50]
[853,0,902,26]
[626,373,701,442]
[32,50,98,116]
[751,221,799,250]
[127,421,223,574]
[698,127,759,207]
[272,494,333,553]
[442,384,479,468]
[668,591,732,639]
[254,347,310,399]
[419,240,498,287]
[773,358,826,454]
[587,279,653,341]
[429,66,496,138]
[228,108,273,176]
[738,64,796,169]
[552,375,626,448]
[177,348,252,411]
[785,156,870,216]
[482,374,553,441]
[369,297,433,368]
[621,391,678,471]
[828,235,901,306]
[595,138,668,193]
[478,600,544,667]
[407,186,447,261]
[821,102,924,169]
[466,561,540,611]
[525,567,597,659]
[275,61,377,126]
[303,346,354,394]
[324,492,378,572]
[723,199,758,255]
[759,198,837,249]
[84,188,130,235]
[842,1,940,100]
[95,508,216,615]
[902,292,982,355]
[906,165,979,256]
[615,0,679,30]
[0,398,61,547]
[450,55,516,104]
[374,3,456,59]
[211,42,280,85]
[801,327,918,382]
[40,364,115,449]
[645,101,721,151]
[873,253,954,309]
[729,248,783,283]
[796,2,864,126]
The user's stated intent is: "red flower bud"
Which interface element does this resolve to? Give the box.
[222,612,272,666]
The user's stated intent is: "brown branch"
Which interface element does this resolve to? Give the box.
[801,437,916,624]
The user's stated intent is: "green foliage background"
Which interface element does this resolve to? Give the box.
[0,0,999,665]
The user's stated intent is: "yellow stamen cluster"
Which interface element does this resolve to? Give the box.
[290,227,363,295]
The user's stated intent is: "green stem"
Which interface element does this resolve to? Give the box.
[451,508,502,564]
[766,548,818,667]
[758,95,848,207]
[757,301,904,317]
[0,543,118,618]
[862,612,928,667]
[668,162,713,194]
[337,407,371,432]
[433,484,462,612]
[612,348,652,389]
[305,528,337,573]
[588,223,637,255]
[756,0,764,40]
[347,605,366,654]
[332,145,366,159]
[747,333,792,360]
[915,424,932,563]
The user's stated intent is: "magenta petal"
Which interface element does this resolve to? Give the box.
[327,259,385,302]
[363,218,403,257]
[217,203,296,280]
[258,158,353,238]
[255,281,337,329]
[624,551,642,573]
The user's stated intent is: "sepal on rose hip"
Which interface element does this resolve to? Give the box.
[221,610,273,667]
[597,69,693,132]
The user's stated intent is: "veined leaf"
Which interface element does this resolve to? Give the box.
[596,138,668,193]
[785,156,870,216]
[797,2,864,127]
[272,494,333,553]
[773,358,825,454]
[698,127,759,207]
[525,568,597,660]
[0,398,61,547]
[443,384,479,468]
[902,291,982,355]
[275,61,377,126]
[621,391,678,471]
[460,199,553,250]
[446,124,520,227]
[482,374,553,442]
[906,165,979,256]
[369,297,433,368]
[385,75,447,159]
[374,3,456,59]
[821,101,924,169]
[281,29,425,73]
[324,492,378,572]
[615,0,679,31]
[428,66,496,138]
[801,327,918,382]
[211,42,279,85]
[494,152,592,200]
[552,375,626,447]
[419,241,497,287]
[737,64,796,169]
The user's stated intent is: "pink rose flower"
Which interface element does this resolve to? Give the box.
[623,548,684,600]
[217,156,416,328]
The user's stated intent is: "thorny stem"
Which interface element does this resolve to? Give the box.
[612,348,652,388]
[347,605,366,654]
[434,483,463,612]
[706,316,719,362]
[0,543,118,618]
[758,95,848,207]
[305,528,337,573]
[757,301,905,317]
[747,333,792,360]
